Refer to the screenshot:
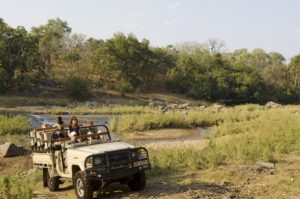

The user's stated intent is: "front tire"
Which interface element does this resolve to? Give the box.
[74,171,94,199]
[128,171,146,191]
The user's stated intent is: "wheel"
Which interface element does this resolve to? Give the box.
[74,171,94,199]
[128,171,146,191]
[47,171,60,191]
[42,168,48,187]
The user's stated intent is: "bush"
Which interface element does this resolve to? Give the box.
[117,79,135,92]
[0,68,9,93]
[65,76,91,100]
[0,115,29,135]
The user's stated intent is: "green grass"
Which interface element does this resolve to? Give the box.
[0,115,29,135]
[49,105,156,115]
[0,95,70,107]
[109,104,263,133]
[120,105,300,169]
[0,171,41,199]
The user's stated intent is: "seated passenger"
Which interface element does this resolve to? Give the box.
[51,125,64,140]
[57,116,64,126]
[86,120,97,141]
[41,123,50,128]
[68,116,80,143]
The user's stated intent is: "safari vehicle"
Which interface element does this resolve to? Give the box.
[30,124,151,199]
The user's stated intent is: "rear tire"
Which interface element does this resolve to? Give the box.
[128,171,146,191]
[74,171,94,199]
[47,171,60,191]
[42,168,48,187]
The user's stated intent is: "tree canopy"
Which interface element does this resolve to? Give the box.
[0,18,300,103]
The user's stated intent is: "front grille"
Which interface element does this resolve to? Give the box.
[108,150,130,170]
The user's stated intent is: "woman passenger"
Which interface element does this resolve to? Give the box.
[68,116,80,143]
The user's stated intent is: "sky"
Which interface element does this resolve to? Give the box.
[0,0,300,59]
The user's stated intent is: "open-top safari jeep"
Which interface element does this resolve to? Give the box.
[29,124,151,199]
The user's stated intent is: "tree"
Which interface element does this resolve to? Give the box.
[205,38,225,54]
[0,18,42,91]
[92,33,164,91]
[31,18,71,77]
[288,54,300,87]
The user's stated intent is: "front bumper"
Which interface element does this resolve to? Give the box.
[86,164,151,181]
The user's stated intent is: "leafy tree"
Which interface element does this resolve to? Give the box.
[288,54,300,87]
[0,18,42,91]
[31,18,71,76]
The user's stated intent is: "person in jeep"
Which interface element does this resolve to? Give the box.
[68,116,80,142]
[51,125,64,140]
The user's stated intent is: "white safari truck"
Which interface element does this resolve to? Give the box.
[30,124,151,199]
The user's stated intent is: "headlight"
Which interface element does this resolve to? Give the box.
[131,151,137,158]
[85,157,93,168]
[94,156,103,165]
[132,149,147,161]
[93,155,107,166]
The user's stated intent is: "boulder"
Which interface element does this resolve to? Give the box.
[256,161,275,169]
[265,101,282,109]
[85,101,98,107]
[0,143,24,158]
[211,104,225,113]
[179,103,191,109]
[148,102,155,107]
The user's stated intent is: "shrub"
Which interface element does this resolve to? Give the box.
[65,76,91,100]
[0,115,29,135]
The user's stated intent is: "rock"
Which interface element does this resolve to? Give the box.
[265,101,282,109]
[168,103,179,109]
[256,161,275,169]
[269,169,276,175]
[212,104,225,113]
[222,180,232,186]
[148,102,154,107]
[179,103,191,109]
[0,143,24,157]
[199,105,206,110]
[85,101,98,107]
[55,111,69,115]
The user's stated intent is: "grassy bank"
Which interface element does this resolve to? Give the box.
[0,115,29,135]
[0,171,40,199]
[114,105,300,167]
[49,105,156,115]
[110,104,262,133]
[0,95,70,107]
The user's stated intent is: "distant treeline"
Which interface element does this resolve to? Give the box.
[1,18,300,103]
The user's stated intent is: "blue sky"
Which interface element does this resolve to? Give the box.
[0,0,299,58]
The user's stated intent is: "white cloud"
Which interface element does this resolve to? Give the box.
[130,10,143,17]
[166,1,182,9]
[297,28,300,32]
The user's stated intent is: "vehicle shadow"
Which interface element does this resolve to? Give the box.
[58,184,74,192]
[94,175,238,199]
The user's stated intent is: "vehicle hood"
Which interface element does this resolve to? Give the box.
[67,141,135,157]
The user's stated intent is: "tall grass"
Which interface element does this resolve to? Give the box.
[0,115,29,135]
[132,105,300,169]
[110,104,264,133]
[50,105,155,115]
[201,107,300,166]
[0,171,41,199]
